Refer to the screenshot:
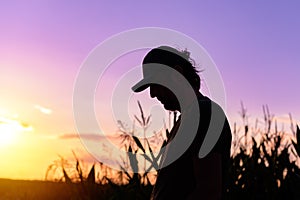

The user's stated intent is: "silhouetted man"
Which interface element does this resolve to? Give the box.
[132,46,232,200]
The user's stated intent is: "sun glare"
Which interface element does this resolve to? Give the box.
[0,117,31,146]
[0,123,20,146]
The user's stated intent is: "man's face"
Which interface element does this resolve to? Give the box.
[149,84,180,111]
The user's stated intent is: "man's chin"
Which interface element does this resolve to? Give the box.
[163,104,177,111]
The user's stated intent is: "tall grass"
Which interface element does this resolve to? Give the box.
[227,104,300,200]
[46,102,168,199]
[45,103,300,200]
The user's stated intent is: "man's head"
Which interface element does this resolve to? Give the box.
[132,46,200,111]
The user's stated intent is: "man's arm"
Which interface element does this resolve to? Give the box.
[187,153,222,200]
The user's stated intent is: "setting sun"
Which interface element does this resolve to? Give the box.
[0,117,32,146]
[0,123,19,146]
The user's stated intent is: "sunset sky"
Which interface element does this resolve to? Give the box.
[0,1,300,180]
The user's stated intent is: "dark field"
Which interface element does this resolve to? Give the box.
[0,178,153,200]
[0,179,84,200]
[0,179,112,200]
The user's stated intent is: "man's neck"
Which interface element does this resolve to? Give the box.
[175,90,203,113]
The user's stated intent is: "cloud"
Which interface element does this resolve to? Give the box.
[0,116,33,132]
[34,105,52,115]
[58,133,118,141]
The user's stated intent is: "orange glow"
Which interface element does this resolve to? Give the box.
[0,117,31,146]
[0,123,19,146]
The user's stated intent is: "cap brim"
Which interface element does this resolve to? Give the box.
[132,78,151,92]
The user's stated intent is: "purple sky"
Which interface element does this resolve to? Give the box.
[1,1,299,124]
[0,1,300,179]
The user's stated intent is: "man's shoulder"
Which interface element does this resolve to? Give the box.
[197,95,225,114]
[197,95,211,107]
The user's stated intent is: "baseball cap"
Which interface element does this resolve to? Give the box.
[132,46,187,92]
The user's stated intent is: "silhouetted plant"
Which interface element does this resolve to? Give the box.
[226,105,300,200]
[110,101,167,199]
[45,103,300,200]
